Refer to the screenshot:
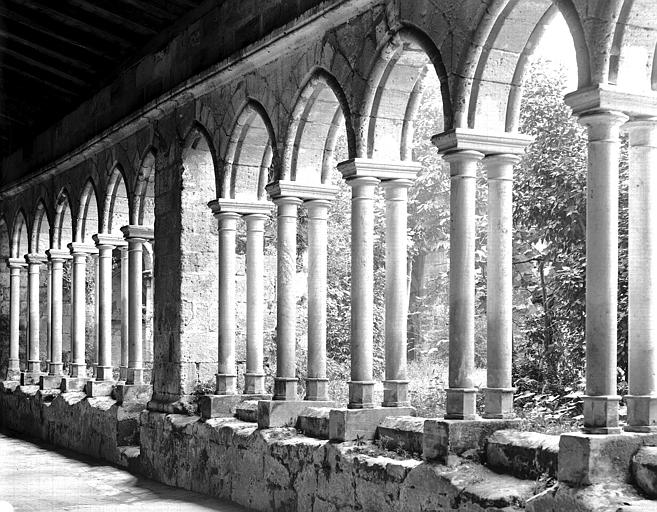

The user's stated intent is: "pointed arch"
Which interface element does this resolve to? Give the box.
[221,100,277,199]
[77,179,100,243]
[0,216,9,261]
[283,67,356,184]
[53,189,74,250]
[31,200,51,254]
[363,25,450,159]
[103,165,131,235]
[133,148,157,226]
[11,209,29,258]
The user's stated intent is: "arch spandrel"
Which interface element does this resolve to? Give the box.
[0,217,10,262]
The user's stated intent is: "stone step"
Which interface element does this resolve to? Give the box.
[234,400,258,423]
[117,445,141,472]
[632,446,657,498]
[297,407,331,439]
[376,415,425,456]
[486,429,559,479]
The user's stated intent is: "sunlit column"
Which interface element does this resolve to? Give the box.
[46,260,52,370]
[143,268,154,370]
[119,247,128,381]
[624,116,657,432]
[305,199,331,401]
[244,213,268,395]
[577,110,627,433]
[6,258,26,380]
[483,154,520,419]
[46,249,69,376]
[25,254,45,375]
[92,254,99,377]
[382,179,414,407]
[68,244,96,378]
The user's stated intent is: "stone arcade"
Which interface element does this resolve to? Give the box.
[1,1,657,510]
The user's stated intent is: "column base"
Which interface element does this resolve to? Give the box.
[624,395,657,432]
[348,380,376,409]
[582,395,621,434]
[445,388,478,420]
[482,387,516,419]
[113,383,152,405]
[26,360,40,373]
[20,371,44,386]
[126,368,144,386]
[96,366,114,381]
[39,375,64,390]
[60,377,89,392]
[199,393,270,419]
[244,373,266,395]
[69,363,87,379]
[5,369,20,382]
[305,378,329,401]
[119,366,128,382]
[257,399,336,429]
[48,362,64,376]
[273,377,298,401]
[215,373,237,395]
[382,380,410,407]
[85,379,115,397]
[329,405,416,442]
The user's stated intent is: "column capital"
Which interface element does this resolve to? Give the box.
[431,128,532,156]
[45,249,72,261]
[484,154,522,180]
[577,110,629,133]
[623,116,657,146]
[24,253,47,265]
[68,242,98,256]
[564,84,657,117]
[92,233,127,249]
[208,198,274,216]
[381,178,414,191]
[266,180,338,201]
[337,158,421,181]
[120,225,154,242]
[7,257,27,269]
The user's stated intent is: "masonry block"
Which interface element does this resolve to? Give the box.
[235,400,259,423]
[486,429,559,479]
[20,372,43,386]
[423,418,521,464]
[60,377,89,393]
[85,380,115,398]
[0,381,19,393]
[39,375,64,391]
[257,400,336,429]
[297,407,331,439]
[198,393,269,419]
[632,446,657,497]
[329,406,415,442]
[113,384,152,406]
[558,431,657,485]
[377,416,425,455]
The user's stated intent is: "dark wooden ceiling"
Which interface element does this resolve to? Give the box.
[0,0,206,158]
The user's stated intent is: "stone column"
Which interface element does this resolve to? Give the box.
[46,249,69,376]
[25,254,45,376]
[143,268,154,369]
[624,117,657,431]
[345,176,380,408]
[92,254,99,376]
[444,150,484,419]
[305,199,331,401]
[244,213,268,395]
[121,226,153,386]
[577,111,627,433]
[272,196,303,400]
[119,247,129,381]
[93,234,125,381]
[6,258,26,380]
[483,154,520,419]
[68,244,96,378]
[46,260,52,370]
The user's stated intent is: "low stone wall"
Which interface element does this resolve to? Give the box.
[0,383,141,466]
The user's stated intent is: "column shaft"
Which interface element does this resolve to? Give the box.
[69,250,87,378]
[96,243,114,381]
[46,261,52,368]
[244,214,267,395]
[7,260,24,379]
[579,111,627,433]
[273,197,303,400]
[348,177,379,409]
[306,200,331,401]
[26,258,42,373]
[120,247,129,381]
[93,254,99,376]
[49,256,65,376]
[214,213,239,394]
[484,155,519,419]
[382,180,413,407]
[444,150,483,420]
[127,239,145,385]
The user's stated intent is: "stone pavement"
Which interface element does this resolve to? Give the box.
[0,431,251,511]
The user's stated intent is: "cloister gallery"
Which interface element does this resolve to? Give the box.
[1,0,657,510]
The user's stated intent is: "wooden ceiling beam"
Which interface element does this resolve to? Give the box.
[2,63,82,97]
[65,0,159,37]
[113,0,178,22]
[1,47,90,87]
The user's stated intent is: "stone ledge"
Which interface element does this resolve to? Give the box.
[235,400,259,423]
[113,384,152,408]
[297,407,331,439]
[198,393,269,419]
[486,429,559,479]
[257,400,336,429]
[329,406,416,442]
[377,416,425,455]
[423,418,522,465]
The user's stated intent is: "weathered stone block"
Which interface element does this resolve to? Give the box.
[39,375,64,390]
[258,400,335,429]
[0,381,19,393]
[625,395,657,432]
[486,429,559,479]
[113,384,152,408]
[297,407,331,439]
[423,418,521,464]
[558,431,657,485]
[198,393,269,419]
[85,380,115,398]
[60,377,89,393]
[377,416,425,455]
[235,400,259,423]
[20,371,43,386]
[632,446,657,497]
[329,406,415,442]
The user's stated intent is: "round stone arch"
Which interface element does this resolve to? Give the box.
[102,165,132,236]
[52,189,75,251]
[31,199,52,254]
[282,67,357,184]
[76,178,100,244]
[132,147,157,226]
[360,25,452,160]
[221,99,278,199]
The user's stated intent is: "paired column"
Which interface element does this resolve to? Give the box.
[93,234,125,381]
[483,154,521,419]
[46,249,70,376]
[46,260,52,369]
[25,254,45,376]
[624,116,657,432]
[6,258,26,380]
[119,247,129,381]
[121,226,153,385]
[68,243,96,379]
